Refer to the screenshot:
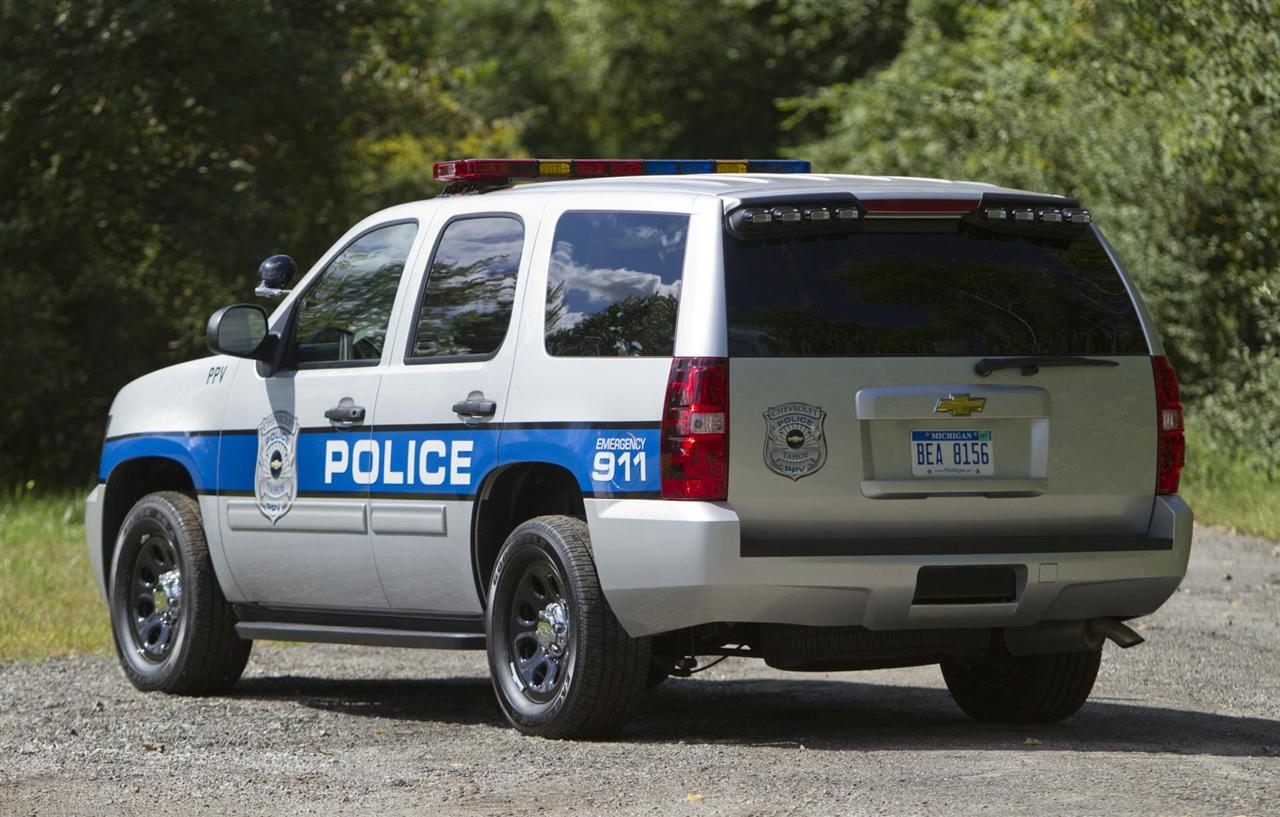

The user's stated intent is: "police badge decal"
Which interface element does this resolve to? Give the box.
[256,410,298,523]
[763,402,827,480]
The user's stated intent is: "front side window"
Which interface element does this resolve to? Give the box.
[409,216,524,360]
[294,221,418,366]
[545,211,689,357]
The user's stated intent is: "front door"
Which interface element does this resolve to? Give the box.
[217,220,421,609]
[370,210,531,613]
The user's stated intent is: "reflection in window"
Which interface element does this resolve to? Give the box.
[545,211,689,357]
[295,222,417,365]
[724,231,1147,357]
[411,217,523,358]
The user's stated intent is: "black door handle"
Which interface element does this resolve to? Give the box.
[325,398,366,428]
[452,398,497,419]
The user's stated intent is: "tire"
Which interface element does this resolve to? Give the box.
[485,515,651,739]
[108,491,251,694]
[941,647,1101,724]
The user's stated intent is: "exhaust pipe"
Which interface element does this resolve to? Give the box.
[1005,618,1145,656]
[1088,617,1145,649]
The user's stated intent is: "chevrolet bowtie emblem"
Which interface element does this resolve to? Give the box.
[934,393,986,417]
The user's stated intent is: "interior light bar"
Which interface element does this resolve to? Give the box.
[433,158,812,183]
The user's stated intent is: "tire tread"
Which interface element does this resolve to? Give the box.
[110,491,250,695]
[942,647,1100,724]
[486,515,650,739]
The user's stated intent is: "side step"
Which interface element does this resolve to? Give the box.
[235,621,485,650]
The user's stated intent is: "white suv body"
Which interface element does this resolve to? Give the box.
[86,170,1193,737]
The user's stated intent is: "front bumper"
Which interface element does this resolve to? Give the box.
[586,495,1193,638]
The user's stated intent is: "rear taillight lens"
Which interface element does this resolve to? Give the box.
[1152,355,1184,494]
[661,357,728,500]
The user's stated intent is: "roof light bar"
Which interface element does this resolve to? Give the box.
[433,158,812,183]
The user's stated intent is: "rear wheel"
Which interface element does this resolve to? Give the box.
[109,491,251,694]
[485,515,650,739]
[941,647,1101,724]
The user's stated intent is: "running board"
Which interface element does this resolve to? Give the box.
[235,621,485,650]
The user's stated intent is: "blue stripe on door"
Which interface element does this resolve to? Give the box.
[101,425,661,499]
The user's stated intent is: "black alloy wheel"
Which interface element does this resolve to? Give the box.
[485,515,651,739]
[109,492,251,694]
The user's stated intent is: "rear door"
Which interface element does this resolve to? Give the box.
[724,207,1157,546]
[369,203,537,613]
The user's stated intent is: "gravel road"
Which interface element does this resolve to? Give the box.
[2,525,1277,817]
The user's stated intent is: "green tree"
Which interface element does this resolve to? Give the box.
[0,0,516,484]
[792,0,1280,474]
[424,0,909,157]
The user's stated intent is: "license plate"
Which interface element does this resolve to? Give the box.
[911,430,994,477]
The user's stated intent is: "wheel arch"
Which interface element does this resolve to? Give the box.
[471,461,586,607]
[101,456,199,588]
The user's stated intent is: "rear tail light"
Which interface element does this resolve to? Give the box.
[1152,356,1184,494]
[661,358,728,500]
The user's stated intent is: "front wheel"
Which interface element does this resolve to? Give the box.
[941,647,1101,724]
[109,491,251,694]
[485,515,650,739]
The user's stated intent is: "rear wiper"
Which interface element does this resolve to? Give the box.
[974,356,1121,377]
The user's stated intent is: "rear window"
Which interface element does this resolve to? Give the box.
[725,230,1148,357]
[545,211,689,357]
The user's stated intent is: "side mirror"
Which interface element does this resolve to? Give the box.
[206,304,272,360]
[255,254,296,298]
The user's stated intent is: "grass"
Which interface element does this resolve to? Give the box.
[0,486,110,661]
[2,440,1276,661]
[1180,418,1280,541]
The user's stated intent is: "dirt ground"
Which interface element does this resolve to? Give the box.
[2,525,1277,816]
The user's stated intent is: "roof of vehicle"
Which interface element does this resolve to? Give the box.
[483,173,1069,204]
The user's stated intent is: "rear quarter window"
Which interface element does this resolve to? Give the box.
[725,229,1148,357]
[544,211,689,357]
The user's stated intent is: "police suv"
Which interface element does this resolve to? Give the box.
[87,158,1192,738]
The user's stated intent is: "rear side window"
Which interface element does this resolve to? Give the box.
[409,216,524,360]
[724,230,1147,356]
[545,211,689,357]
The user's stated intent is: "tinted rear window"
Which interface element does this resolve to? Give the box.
[725,230,1147,357]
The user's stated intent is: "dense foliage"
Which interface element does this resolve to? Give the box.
[1,0,1275,486]
[793,0,1280,478]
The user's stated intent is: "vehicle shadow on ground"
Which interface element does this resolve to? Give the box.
[232,674,1280,757]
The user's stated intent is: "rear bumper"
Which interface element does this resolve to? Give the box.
[586,495,1193,638]
[85,484,107,602]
